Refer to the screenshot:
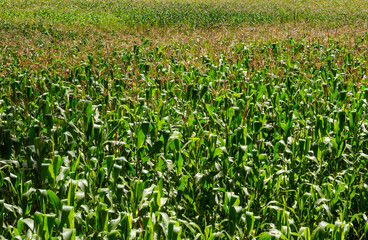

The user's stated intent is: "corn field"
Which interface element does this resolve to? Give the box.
[1,0,368,239]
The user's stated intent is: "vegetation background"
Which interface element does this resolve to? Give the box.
[1,0,368,239]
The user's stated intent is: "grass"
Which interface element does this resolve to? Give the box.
[1,0,368,239]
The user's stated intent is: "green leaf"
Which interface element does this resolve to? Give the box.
[258,232,272,240]
[120,213,132,239]
[311,221,334,240]
[168,220,182,240]
[213,148,222,159]
[19,218,34,232]
[47,190,61,212]
[86,101,93,124]
[60,206,75,230]
[137,128,145,149]
[297,227,311,240]
[62,228,76,240]
[67,180,78,206]
[245,212,255,236]
[146,141,163,156]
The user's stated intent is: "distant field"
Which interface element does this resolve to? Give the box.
[1,1,368,239]
[1,0,368,28]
